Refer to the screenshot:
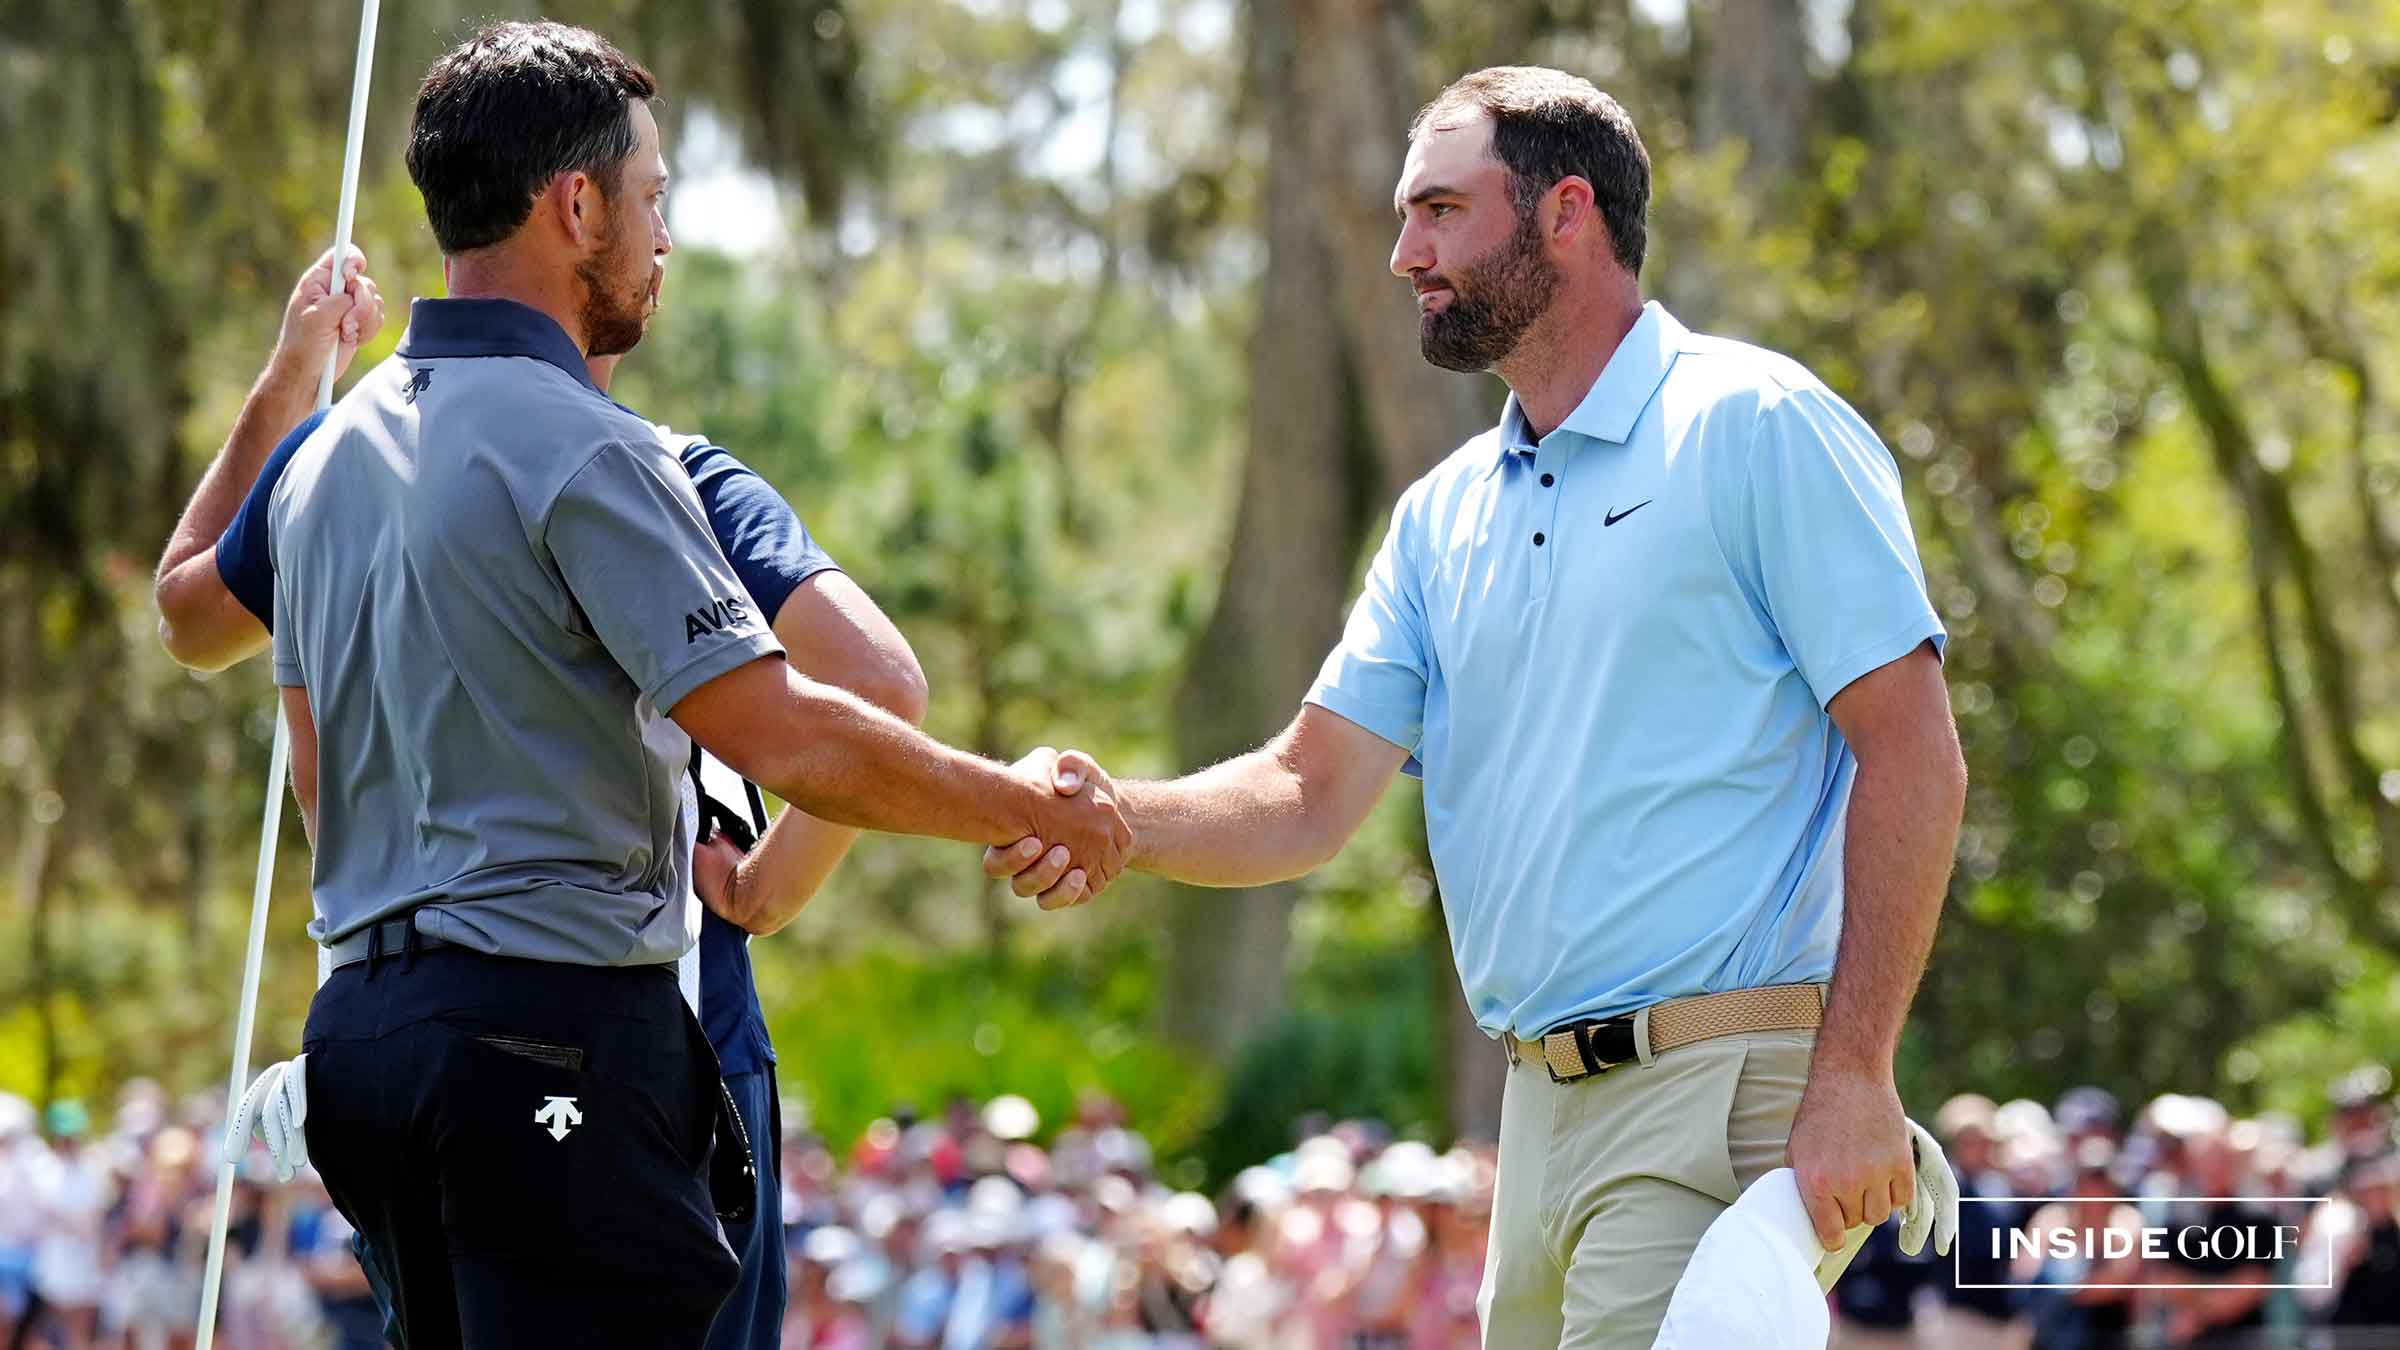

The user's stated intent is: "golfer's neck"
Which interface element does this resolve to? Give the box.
[1498,283,1643,439]
[443,249,590,357]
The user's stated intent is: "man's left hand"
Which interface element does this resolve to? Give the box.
[1787,1062,1912,1252]
[694,831,746,926]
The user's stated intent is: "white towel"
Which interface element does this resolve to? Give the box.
[1653,1167,1829,1350]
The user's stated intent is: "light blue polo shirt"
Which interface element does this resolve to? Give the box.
[1306,302,1943,1039]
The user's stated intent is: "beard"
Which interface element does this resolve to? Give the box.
[1418,203,1561,374]
[576,210,656,359]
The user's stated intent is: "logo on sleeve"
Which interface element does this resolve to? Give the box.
[402,368,433,404]
[685,595,753,643]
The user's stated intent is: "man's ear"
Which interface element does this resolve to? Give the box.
[540,171,601,248]
[1548,175,1599,250]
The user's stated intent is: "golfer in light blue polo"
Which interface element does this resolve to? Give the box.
[989,66,1967,1347]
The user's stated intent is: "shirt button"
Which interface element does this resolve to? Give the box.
[1533,532,1546,546]
[1541,473,1555,487]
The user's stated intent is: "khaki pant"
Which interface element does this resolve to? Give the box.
[1477,1026,1828,1350]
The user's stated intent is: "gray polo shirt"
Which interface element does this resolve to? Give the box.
[268,298,782,966]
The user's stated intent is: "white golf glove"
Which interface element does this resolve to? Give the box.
[1813,1115,1961,1291]
[1898,1116,1960,1258]
[225,1055,310,1182]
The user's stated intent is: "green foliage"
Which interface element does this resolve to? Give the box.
[4,0,2396,1151]
[2233,949,2400,1137]
[756,940,1220,1165]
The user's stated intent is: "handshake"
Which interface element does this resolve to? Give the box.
[986,746,1133,910]
[690,742,1141,936]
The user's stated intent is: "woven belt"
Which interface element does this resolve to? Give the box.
[1504,983,1827,1083]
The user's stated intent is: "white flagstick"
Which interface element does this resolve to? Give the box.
[194,1,380,1343]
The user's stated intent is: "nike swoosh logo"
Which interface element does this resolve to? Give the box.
[1604,500,1653,527]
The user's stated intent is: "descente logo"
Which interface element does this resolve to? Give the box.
[685,595,751,643]
[1957,1196,2333,1290]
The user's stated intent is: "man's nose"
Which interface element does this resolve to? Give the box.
[1390,218,1429,279]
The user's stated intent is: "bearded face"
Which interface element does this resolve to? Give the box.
[576,188,659,359]
[1417,192,1561,374]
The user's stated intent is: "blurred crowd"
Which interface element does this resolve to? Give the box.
[2,1069,2395,1350]
[1831,1071,2400,1350]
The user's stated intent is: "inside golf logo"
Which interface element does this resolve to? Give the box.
[1956,1196,2333,1290]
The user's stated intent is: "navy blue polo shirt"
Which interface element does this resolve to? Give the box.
[217,307,834,1076]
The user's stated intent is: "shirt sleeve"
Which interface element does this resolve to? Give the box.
[270,564,303,688]
[1304,489,1434,759]
[546,439,785,714]
[1743,384,1945,707]
[216,409,328,628]
[676,439,842,624]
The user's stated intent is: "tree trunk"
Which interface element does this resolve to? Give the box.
[1698,0,1811,188]
[1159,0,1366,1056]
[1287,0,1496,500]
[1432,888,1506,1140]
[1161,0,1503,1083]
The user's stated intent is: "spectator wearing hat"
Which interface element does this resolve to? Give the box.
[1927,1094,2032,1349]
[1208,1169,1298,1350]
[2017,1139,2139,1350]
[1342,1144,1440,1349]
[2154,1118,2279,1346]
[2322,1151,2400,1333]
[0,1096,36,1343]
[17,1102,106,1350]
[2329,1067,2395,1167]
[1829,1212,1935,1349]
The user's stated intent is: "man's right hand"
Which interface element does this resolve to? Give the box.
[1001,747,1129,909]
[272,245,384,386]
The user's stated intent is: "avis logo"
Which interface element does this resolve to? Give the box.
[685,595,751,643]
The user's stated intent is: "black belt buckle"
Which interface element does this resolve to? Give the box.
[1551,1014,1638,1083]
[364,914,420,977]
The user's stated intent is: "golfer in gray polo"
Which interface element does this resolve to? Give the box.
[245,23,1129,1348]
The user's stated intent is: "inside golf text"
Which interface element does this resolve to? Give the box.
[2001,1222,2305,1263]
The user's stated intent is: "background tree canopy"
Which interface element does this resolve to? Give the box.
[3,0,2395,1177]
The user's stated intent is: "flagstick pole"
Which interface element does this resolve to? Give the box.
[193,2,379,1343]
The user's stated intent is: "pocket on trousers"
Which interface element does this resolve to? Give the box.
[1545,1038,1749,1230]
[1724,1030,1814,1194]
[433,1029,725,1288]
[472,1034,585,1072]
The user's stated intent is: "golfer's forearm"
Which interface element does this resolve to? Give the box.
[157,357,316,580]
[721,813,860,935]
[680,664,1028,846]
[1121,752,1339,887]
[765,703,1022,844]
[1817,748,1964,1074]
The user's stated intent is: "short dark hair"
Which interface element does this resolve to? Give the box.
[1410,67,1651,275]
[405,21,659,255]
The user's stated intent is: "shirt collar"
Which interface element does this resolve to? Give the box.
[1487,300,1687,476]
[393,298,600,395]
